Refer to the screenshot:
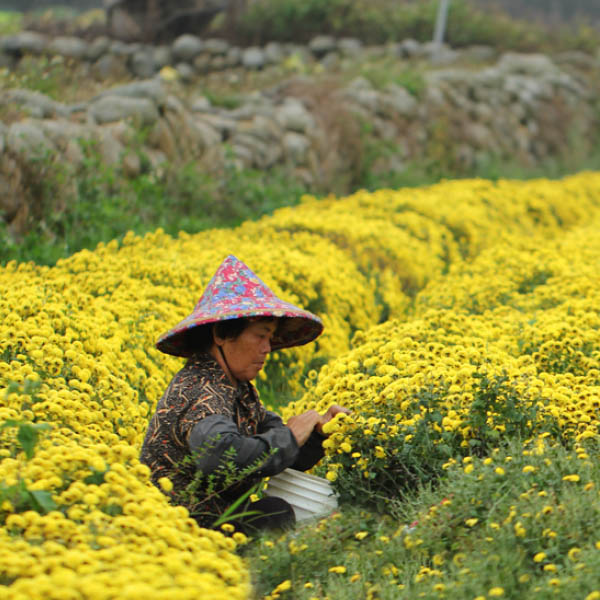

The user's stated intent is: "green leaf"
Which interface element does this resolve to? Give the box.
[16,423,50,459]
[102,504,123,516]
[29,490,57,514]
[16,425,38,459]
[84,468,107,485]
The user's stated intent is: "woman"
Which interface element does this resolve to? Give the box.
[140,254,348,532]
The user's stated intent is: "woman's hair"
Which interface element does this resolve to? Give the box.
[184,317,279,354]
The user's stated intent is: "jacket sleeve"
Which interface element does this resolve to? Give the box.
[188,413,301,478]
[292,429,326,471]
[260,410,326,472]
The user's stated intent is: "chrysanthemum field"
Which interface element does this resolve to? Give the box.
[2,173,600,599]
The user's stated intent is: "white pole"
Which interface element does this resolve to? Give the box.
[433,0,451,49]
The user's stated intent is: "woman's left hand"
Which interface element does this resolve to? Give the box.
[316,404,351,435]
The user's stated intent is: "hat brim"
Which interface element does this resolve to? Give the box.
[156,309,323,357]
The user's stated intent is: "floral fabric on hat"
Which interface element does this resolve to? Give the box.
[156,255,323,357]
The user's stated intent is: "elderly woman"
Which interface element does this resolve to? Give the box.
[140,255,347,533]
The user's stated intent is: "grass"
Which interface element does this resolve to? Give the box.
[0,143,310,267]
[3,131,600,269]
[242,437,600,599]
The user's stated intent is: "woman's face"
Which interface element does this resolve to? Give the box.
[216,320,277,382]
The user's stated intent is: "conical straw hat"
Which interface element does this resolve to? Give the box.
[156,255,324,357]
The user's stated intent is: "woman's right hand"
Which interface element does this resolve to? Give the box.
[286,410,322,447]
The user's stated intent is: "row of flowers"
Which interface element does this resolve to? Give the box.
[1,172,600,597]
[286,214,600,507]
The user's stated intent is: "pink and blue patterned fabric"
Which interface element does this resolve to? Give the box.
[156,255,324,357]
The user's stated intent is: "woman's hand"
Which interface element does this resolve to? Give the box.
[286,410,322,447]
[316,404,351,435]
[287,405,351,446]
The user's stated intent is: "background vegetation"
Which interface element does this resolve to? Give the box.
[1,0,600,282]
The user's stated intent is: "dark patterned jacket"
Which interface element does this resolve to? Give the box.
[140,352,325,526]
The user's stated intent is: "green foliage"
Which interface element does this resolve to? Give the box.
[316,371,561,513]
[173,443,275,529]
[0,11,22,35]
[246,438,600,599]
[0,141,308,267]
[0,54,72,100]
[236,0,600,51]
[354,59,425,97]
[238,0,352,43]
[0,419,56,523]
[0,480,57,518]
[464,372,560,455]
[0,420,51,460]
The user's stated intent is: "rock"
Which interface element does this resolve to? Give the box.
[92,54,129,79]
[1,89,69,119]
[380,83,418,118]
[175,62,194,81]
[504,75,552,107]
[397,38,423,58]
[109,40,140,56]
[345,76,373,92]
[193,54,211,74]
[0,154,25,225]
[209,55,228,71]
[470,68,503,100]
[283,131,310,165]
[94,79,167,107]
[47,36,89,60]
[218,46,237,68]
[472,102,494,123]
[191,96,212,112]
[344,84,379,114]
[425,42,459,66]
[1,31,47,55]
[172,34,204,62]
[38,120,90,150]
[275,98,315,133]
[309,35,337,58]
[497,52,557,76]
[264,42,284,64]
[460,45,497,63]
[153,45,172,68]
[131,50,157,78]
[86,36,111,61]
[147,119,178,158]
[204,38,229,55]
[232,132,282,168]
[463,122,496,150]
[96,126,125,165]
[424,85,446,107]
[89,95,160,126]
[338,38,362,57]
[197,114,237,140]
[7,121,55,155]
[165,94,185,114]
[242,47,266,70]
[187,116,222,149]
[231,143,253,168]
[122,152,142,178]
[64,139,85,166]
[321,52,340,70]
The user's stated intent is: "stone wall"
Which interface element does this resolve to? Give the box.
[1,30,599,235]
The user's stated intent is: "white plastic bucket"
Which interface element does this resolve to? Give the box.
[264,468,338,522]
